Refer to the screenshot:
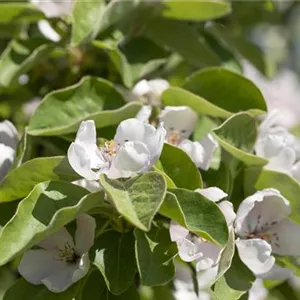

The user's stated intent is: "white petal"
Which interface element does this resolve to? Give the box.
[108,141,151,179]
[0,120,18,150]
[18,249,65,285]
[257,264,294,281]
[265,147,296,173]
[31,0,74,18]
[197,266,218,289]
[136,105,152,123]
[178,140,205,167]
[198,134,218,170]
[292,160,300,182]
[72,179,102,192]
[41,264,79,293]
[176,236,203,262]
[218,201,236,227]
[268,218,300,256]
[235,189,290,238]
[258,110,281,133]
[72,253,90,283]
[67,143,100,181]
[132,80,152,97]
[75,214,96,255]
[195,240,222,271]
[248,279,268,300]
[159,106,198,138]
[236,238,275,275]
[0,144,15,181]
[39,227,74,251]
[195,187,227,202]
[169,221,189,242]
[38,20,61,42]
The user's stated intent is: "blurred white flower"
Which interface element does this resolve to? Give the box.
[235,188,300,276]
[0,120,18,181]
[38,20,61,42]
[132,79,169,106]
[19,214,95,293]
[22,98,41,119]
[160,106,217,170]
[71,179,102,193]
[255,110,300,176]
[31,0,74,18]
[243,62,300,129]
[248,279,268,300]
[68,118,166,180]
[170,187,235,272]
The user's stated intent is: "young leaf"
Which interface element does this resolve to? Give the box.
[213,113,268,166]
[159,143,202,190]
[183,67,267,114]
[93,231,136,295]
[0,182,104,266]
[28,76,141,136]
[0,157,80,203]
[160,0,231,21]
[134,224,177,286]
[160,189,229,247]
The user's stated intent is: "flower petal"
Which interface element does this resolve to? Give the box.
[31,0,73,18]
[72,253,90,282]
[18,249,65,285]
[268,218,300,256]
[248,279,268,300]
[176,236,203,262]
[159,106,198,139]
[236,238,275,275]
[169,221,189,242]
[198,134,218,170]
[0,120,18,150]
[39,227,74,251]
[265,147,296,173]
[257,264,294,281]
[38,20,61,42]
[136,105,152,123]
[195,187,227,203]
[132,80,152,97]
[292,160,300,182]
[235,189,290,238]
[0,144,15,181]
[75,214,96,255]
[178,140,205,167]
[218,201,236,227]
[72,179,102,192]
[108,141,151,179]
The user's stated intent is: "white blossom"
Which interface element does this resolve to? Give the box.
[235,188,300,276]
[170,187,235,272]
[0,120,18,181]
[159,106,217,170]
[18,214,95,293]
[38,20,61,42]
[68,118,166,180]
[31,0,74,18]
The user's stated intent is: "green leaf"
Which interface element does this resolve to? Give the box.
[160,0,231,21]
[0,3,43,23]
[0,39,53,87]
[162,87,232,118]
[152,165,176,189]
[93,231,136,295]
[0,156,80,203]
[4,278,81,300]
[213,113,268,166]
[244,167,300,223]
[183,67,267,113]
[79,270,140,300]
[134,223,177,286]
[99,172,166,231]
[0,182,104,266]
[159,143,202,190]
[214,252,254,300]
[28,76,142,136]
[144,18,220,67]
[71,0,105,46]
[160,190,228,246]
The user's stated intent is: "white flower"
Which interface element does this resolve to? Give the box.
[135,105,152,123]
[235,188,300,276]
[170,187,235,272]
[159,106,217,170]
[0,120,18,181]
[37,20,61,42]
[131,79,169,106]
[31,0,73,18]
[248,279,268,300]
[18,214,95,293]
[72,179,102,193]
[255,110,300,174]
[68,118,166,180]
[22,98,41,119]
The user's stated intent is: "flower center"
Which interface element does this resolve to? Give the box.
[247,232,271,242]
[99,140,120,163]
[56,243,78,264]
[166,130,182,145]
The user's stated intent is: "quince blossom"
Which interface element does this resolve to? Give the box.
[31,0,73,18]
